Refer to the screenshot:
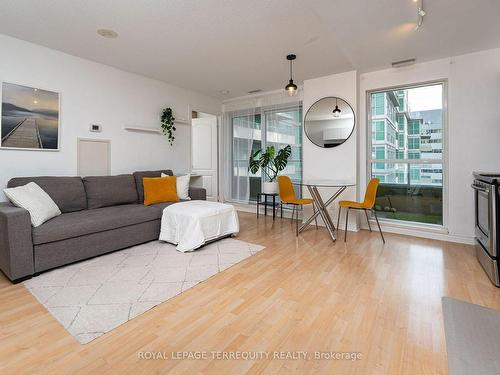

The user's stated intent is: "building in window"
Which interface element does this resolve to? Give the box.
[369,83,444,225]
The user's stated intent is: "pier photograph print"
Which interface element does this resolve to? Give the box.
[1,82,60,150]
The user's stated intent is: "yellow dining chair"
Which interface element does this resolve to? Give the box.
[337,178,385,243]
[277,176,318,235]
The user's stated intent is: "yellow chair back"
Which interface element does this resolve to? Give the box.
[363,178,380,208]
[277,176,296,203]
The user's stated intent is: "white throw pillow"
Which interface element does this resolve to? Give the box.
[3,182,61,227]
[162,173,191,200]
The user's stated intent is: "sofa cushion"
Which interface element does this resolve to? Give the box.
[8,176,87,213]
[32,204,162,245]
[3,182,61,227]
[143,176,179,205]
[83,174,138,209]
[133,170,173,204]
[151,201,177,211]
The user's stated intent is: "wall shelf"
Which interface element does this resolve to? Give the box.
[124,126,161,134]
[124,119,190,134]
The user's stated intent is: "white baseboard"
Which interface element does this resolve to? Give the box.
[229,201,474,244]
[360,220,475,245]
[230,202,475,245]
[231,202,359,231]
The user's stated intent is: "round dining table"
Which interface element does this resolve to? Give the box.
[293,179,356,241]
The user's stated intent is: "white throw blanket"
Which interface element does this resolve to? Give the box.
[159,201,239,252]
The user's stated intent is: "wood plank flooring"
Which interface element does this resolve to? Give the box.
[0,212,499,374]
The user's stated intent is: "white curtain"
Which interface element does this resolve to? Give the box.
[220,90,303,204]
[220,107,259,203]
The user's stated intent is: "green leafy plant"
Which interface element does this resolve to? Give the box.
[248,145,292,182]
[160,108,176,145]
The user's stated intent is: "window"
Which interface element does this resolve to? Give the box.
[408,137,420,150]
[372,93,385,116]
[408,151,420,160]
[265,108,303,183]
[408,119,421,135]
[372,120,385,141]
[229,105,302,202]
[386,124,397,145]
[369,83,444,225]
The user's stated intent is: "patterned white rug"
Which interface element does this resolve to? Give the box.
[24,238,264,344]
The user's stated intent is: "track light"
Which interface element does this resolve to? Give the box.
[414,0,426,30]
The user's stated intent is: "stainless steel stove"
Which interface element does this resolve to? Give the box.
[472,172,500,286]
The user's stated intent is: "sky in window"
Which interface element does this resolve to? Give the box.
[407,84,442,112]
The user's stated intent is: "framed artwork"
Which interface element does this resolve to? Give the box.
[1,82,60,151]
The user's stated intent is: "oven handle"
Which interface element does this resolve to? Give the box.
[471,184,490,193]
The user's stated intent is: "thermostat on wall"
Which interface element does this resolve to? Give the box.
[90,124,102,132]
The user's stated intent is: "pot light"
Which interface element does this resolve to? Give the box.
[97,29,118,39]
[285,54,298,97]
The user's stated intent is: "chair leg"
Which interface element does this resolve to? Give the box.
[337,207,342,231]
[291,205,295,225]
[373,209,385,243]
[296,206,299,236]
[281,203,283,218]
[344,208,349,242]
[312,204,318,229]
[364,209,372,232]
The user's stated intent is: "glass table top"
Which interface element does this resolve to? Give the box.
[292,179,356,188]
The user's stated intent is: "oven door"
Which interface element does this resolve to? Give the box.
[472,181,497,257]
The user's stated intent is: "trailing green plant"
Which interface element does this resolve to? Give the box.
[160,108,176,145]
[248,145,292,182]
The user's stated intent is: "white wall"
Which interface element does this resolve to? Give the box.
[0,34,220,199]
[303,70,358,230]
[359,48,500,242]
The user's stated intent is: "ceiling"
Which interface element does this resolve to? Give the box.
[0,0,499,99]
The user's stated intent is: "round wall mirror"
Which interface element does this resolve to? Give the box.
[304,97,355,148]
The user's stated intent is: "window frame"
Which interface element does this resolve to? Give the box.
[228,103,303,203]
[366,80,448,229]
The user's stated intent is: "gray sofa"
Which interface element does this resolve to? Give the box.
[0,170,206,283]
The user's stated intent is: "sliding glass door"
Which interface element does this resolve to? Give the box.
[368,83,445,225]
[229,105,302,203]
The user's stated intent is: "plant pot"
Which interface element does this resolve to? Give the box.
[263,181,278,194]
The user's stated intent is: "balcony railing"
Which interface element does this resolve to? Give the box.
[370,159,443,225]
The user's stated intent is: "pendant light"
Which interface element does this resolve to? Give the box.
[285,54,298,96]
[332,97,341,118]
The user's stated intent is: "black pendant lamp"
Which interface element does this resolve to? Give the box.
[285,54,298,96]
[332,97,341,118]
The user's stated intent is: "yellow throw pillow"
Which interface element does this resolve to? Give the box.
[143,176,179,205]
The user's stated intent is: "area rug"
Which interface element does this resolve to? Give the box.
[442,297,500,375]
[24,238,265,344]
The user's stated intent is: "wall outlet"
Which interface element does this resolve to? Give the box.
[89,124,102,132]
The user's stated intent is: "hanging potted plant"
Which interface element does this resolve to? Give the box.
[160,107,176,145]
[248,145,292,194]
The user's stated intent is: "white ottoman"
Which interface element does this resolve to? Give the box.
[159,200,239,252]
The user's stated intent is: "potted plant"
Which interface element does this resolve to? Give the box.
[160,107,176,145]
[248,145,292,194]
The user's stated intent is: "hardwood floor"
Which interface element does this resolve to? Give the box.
[0,212,498,374]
